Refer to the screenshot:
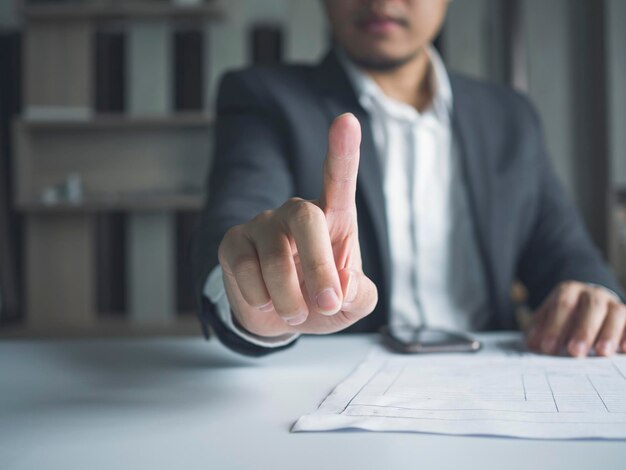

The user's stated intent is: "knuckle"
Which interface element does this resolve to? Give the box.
[582,290,604,310]
[609,303,626,320]
[252,209,274,226]
[290,200,323,226]
[217,240,228,266]
[283,197,305,208]
[585,285,603,299]
[557,281,573,293]
[590,295,605,310]
[262,253,293,275]
[230,254,260,278]
[590,285,606,297]
[609,304,624,318]
[222,224,244,243]
[279,197,304,216]
[218,225,244,263]
[556,290,577,310]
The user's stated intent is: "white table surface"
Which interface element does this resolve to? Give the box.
[1,332,625,470]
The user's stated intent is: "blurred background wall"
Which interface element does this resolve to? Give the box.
[0,0,624,337]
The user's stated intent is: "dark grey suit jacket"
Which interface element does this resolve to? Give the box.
[191,50,624,357]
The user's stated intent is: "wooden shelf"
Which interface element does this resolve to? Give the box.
[13,115,212,213]
[17,113,214,130]
[20,1,225,21]
[15,0,220,332]
[16,192,204,213]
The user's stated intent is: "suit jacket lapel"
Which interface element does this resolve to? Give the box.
[449,75,498,326]
[314,52,392,312]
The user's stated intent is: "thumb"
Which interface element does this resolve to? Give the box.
[319,113,361,212]
[338,267,378,322]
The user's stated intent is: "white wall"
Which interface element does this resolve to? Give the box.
[523,0,576,197]
[443,0,493,81]
[607,0,626,187]
[205,0,326,106]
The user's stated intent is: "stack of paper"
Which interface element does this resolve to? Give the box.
[293,341,626,439]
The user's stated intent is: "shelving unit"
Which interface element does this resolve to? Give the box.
[13,0,221,334]
[6,0,328,337]
[13,115,212,209]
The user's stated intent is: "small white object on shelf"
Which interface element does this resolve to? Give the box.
[40,186,61,206]
[64,173,84,204]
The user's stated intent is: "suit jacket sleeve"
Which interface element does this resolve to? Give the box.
[191,70,299,356]
[516,98,624,309]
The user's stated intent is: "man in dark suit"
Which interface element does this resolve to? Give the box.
[192,0,626,357]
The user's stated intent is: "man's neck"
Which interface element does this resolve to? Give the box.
[364,48,433,112]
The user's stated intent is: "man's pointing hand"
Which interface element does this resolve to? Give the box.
[218,113,378,338]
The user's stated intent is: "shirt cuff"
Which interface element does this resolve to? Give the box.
[203,265,300,348]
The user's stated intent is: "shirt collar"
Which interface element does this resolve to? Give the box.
[337,45,453,123]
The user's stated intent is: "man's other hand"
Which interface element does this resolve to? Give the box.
[217,113,378,339]
[526,281,626,357]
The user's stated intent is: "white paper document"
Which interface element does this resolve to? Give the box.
[293,339,626,439]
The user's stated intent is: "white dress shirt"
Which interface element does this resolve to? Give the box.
[204,46,490,347]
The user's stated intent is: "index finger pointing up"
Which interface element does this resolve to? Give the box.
[320,113,362,212]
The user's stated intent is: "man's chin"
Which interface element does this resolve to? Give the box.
[347,49,421,72]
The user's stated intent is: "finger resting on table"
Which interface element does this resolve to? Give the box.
[594,302,626,356]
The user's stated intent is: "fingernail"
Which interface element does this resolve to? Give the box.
[316,288,340,315]
[569,340,588,357]
[622,340,626,353]
[344,271,358,304]
[541,337,557,354]
[284,312,307,326]
[596,340,616,356]
[258,300,274,312]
